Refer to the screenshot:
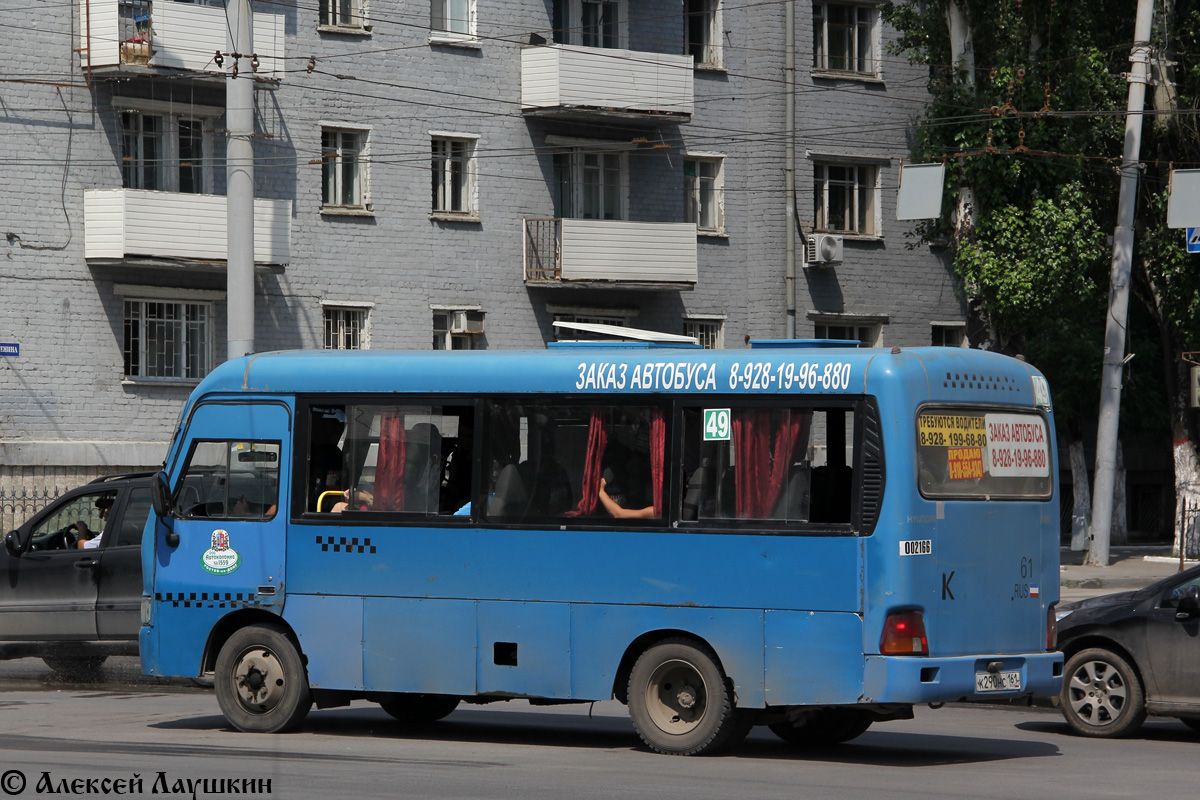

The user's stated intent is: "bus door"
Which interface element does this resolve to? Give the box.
[152,402,290,674]
[915,406,1056,658]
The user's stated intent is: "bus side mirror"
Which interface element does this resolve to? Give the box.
[151,472,181,548]
[1176,585,1200,620]
[4,530,23,558]
[151,471,173,519]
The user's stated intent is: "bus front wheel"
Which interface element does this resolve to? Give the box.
[215,624,312,733]
[627,638,747,756]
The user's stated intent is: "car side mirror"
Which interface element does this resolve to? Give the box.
[1176,585,1200,620]
[4,529,23,557]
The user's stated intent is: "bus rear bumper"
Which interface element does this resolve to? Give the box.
[863,652,1063,703]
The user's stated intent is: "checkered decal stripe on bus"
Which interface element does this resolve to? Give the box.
[316,535,376,554]
[156,592,261,609]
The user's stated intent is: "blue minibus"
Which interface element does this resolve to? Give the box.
[141,340,1062,755]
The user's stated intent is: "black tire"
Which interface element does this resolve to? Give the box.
[1178,717,1200,734]
[1060,647,1146,738]
[42,655,108,675]
[215,624,311,733]
[768,709,873,746]
[627,638,748,756]
[378,693,460,724]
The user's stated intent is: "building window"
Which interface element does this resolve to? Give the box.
[553,150,626,220]
[320,0,366,29]
[324,306,369,350]
[931,324,966,347]
[123,299,212,381]
[431,136,476,216]
[813,2,877,75]
[322,127,367,210]
[684,319,723,349]
[552,0,625,47]
[121,111,210,194]
[433,309,485,350]
[814,322,879,347]
[684,156,724,233]
[814,162,876,235]
[431,0,473,36]
[685,0,721,67]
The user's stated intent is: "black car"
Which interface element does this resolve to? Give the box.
[1056,564,1200,737]
[1,473,152,673]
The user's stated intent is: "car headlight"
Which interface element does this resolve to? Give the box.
[1055,607,1075,623]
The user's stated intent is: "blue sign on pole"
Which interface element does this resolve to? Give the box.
[0,343,18,357]
[1188,228,1200,254]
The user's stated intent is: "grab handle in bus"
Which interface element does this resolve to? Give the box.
[317,490,344,513]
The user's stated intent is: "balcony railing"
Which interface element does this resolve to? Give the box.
[521,44,694,121]
[79,0,285,76]
[84,188,291,265]
[524,218,697,286]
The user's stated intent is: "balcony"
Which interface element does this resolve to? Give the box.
[521,45,693,122]
[84,189,291,265]
[523,218,697,287]
[78,0,285,77]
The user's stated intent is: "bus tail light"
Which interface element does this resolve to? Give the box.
[880,609,928,655]
[1047,604,1057,650]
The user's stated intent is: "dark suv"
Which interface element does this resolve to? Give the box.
[1,473,152,673]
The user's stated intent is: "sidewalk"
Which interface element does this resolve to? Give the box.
[1059,545,1197,602]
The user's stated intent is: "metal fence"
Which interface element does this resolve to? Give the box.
[1180,499,1200,561]
[0,485,68,534]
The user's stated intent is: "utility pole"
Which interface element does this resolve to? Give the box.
[1088,0,1155,567]
[784,0,796,339]
[226,0,255,360]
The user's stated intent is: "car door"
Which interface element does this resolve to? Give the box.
[95,485,152,639]
[1140,573,1200,708]
[0,489,115,640]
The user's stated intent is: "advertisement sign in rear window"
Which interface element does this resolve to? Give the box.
[916,409,1052,499]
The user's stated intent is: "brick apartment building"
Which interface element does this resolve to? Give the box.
[0,0,964,505]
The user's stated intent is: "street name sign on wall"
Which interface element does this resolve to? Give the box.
[1188,228,1200,254]
[0,343,18,357]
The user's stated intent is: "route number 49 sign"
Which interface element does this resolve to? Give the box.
[704,409,732,441]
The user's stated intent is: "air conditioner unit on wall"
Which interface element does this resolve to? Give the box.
[806,234,844,265]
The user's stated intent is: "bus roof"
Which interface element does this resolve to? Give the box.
[189,346,1050,409]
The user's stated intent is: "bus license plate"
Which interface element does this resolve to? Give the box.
[975,671,1021,692]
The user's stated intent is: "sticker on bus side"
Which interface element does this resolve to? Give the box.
[899,539,933,556]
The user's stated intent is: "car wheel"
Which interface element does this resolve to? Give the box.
[627,638,749,756]
[1060,647,1146,738]
[1177,717,1200,734]
[378,693,460,723]
[215,624,311,733]
[42,655,108,676]
[768,709,873,745]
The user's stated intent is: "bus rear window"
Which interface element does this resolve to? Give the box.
[916,408,1052,499]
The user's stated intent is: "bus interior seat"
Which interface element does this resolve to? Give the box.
[771,464,811,522]
[681,461,710,521]
[488,464,527,518]
[809,464,852,523]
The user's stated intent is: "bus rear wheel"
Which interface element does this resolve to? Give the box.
[627,638,747,756]
[768,709,872,746]
[378,693,460,724]
[215,624,312,733]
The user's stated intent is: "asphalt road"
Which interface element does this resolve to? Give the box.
[0,657,1196,800]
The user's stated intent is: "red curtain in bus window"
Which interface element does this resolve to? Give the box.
[374,411,407,511]
[650,408,665,516]
[733,408,808,518]
[566,410,608,516]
